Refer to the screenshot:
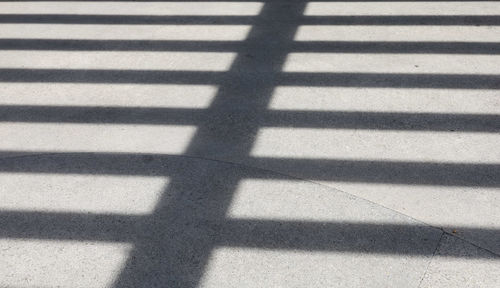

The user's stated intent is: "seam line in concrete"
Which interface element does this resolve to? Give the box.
[417,231,445,288]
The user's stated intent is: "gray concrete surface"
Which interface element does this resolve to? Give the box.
[0,1,499,287]
[419,234,500,288]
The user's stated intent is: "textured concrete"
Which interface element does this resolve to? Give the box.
[0,1,499,287]
[0,154,442,288]
[420,234,500,288]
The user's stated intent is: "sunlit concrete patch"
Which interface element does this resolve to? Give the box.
[0,51,237,71]
[200,247,431,288]
[0,24,252,40]
[284,53,500,74]
[269,87,500,114]
[0,239,132,288]
[305,2,500,16]
[322,182,500,229]
[0,173,167,214]
[251,128,500,163]
[363,187,500,232]
[295,26,500,42]
[0,123,197,154]
[0,83,217,108]
[228,179,412,223]
[420,234,500,288]
[0,1,263,16]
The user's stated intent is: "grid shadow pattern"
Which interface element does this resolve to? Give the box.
[0,1,499,287]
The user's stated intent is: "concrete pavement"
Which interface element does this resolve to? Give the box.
[0,1,499,287]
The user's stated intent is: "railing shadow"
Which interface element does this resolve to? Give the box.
[0,1,499,287]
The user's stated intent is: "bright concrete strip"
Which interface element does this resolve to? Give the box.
[0,174,167,214]
[305,1,500,16]
[251,128,500,163]
[0,123,196,154]
[0,83,217,108]
[284,53,500,74]
[318,182,500,233]
[270,87,500,114]
[228,179,414,223]
[0,239,132,288]
[0,24,252,40]
[0,51,237,71]
[0,1,263,15]
[295,26,500,42]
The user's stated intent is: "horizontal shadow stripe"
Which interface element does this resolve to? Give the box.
[0,69,225,84]
[305,15,500,25]
[293,41,500,55]
[0,210,497,258]
[0,210,143,242]
[0,69,499,89]
[250,157,500,187]
[1,15,499,25]
[0,39,243,52]
[221,220,474,257]
[0,106,205,125]
[1,105,499,133]
[265,110,500,132]
[280,72,500,89]
[0,152,191,176]
[2,39,500,55]
[0,14,256,25]
[0,152,498,187]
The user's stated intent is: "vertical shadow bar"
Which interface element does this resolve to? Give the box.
[111,2,306,288]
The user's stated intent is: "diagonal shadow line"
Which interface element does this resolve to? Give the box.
[0,209,497,259]
[0,69,499,89]
[2,14,500,25]
[1,105,499,133]
[2,39,500,55]
[0,152,498,187]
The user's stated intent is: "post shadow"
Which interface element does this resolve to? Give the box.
[111,2,309,287]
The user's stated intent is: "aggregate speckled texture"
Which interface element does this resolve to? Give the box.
[0,1,499,287]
